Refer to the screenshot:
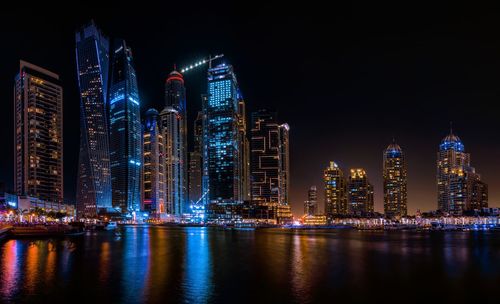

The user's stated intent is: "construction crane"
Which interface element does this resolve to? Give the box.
[180,54,224,73]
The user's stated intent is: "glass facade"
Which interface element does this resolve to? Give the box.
[109,39,142,216]
[348,169,374,215]
[324,161,347,218]
[75,22,112,218]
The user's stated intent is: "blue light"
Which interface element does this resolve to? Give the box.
[128,96,139,105]
[110,94,125,104]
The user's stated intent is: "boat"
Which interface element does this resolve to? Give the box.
[225,222,256,231]
[104,221,118,230]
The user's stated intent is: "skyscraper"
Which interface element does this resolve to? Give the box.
[14,61,63,204]
[278,123,290,206]
[108,39,142,216]
[204,63,243,215]
[238,94,251,201]
[383,141,408,217]
[348,169,374,215]
[142,109,166,218]
[437,130,487,215]
[250,110,280,205]
[304,186,318,216]
[188,110,203,205]
[160,106,185,216]
[75,22,112,218]
[324,161,347,218]
[164,69,188,214]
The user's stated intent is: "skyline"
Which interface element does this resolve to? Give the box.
[2,4,500,216]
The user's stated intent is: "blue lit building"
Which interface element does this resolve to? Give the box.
[203,63,244,220]
[75,22,113,218]
[109,39,142,216]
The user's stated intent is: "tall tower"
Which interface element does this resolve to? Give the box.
[437,130,487,215]
[324,161,347,218]
[164,70,188,215]
[188,110,203,204]
[348,169,374,215]
[250,109,280,205]
[383,141,408,217]
[143,109,166,218]
[75,22,112,218]
[108,39,142,216]
[204,63,243,209]
[14,61,63,204]
[304,186,318,216]
[278,123,290,206]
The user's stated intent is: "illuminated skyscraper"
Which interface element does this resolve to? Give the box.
[164,70,188,214]
[109,39,142,216]
[238,94,251,201]
[250,110,280,205]
[204,63,243,215]
[75,22,112,218]
[383,141,407,217]
[188,110,203,204]
[14,61,63,204]
[437,130,487,215]
[304,186,318,216]
[348,169,374,215]
[142,109,166,218]
[278,123,290,206]
[324,161,347,218]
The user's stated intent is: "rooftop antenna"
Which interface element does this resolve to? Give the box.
[450,121,453,134]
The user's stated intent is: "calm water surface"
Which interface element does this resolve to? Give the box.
[1,226,500,303]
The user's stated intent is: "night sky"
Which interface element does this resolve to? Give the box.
[2,2,500,216]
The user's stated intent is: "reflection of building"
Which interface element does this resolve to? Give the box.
[203,63,244,219]
[75,22,112,218]
[348,169,374,215]
[142,109,166,218]
[14,61,63,205]
[324,161,347,218]
[164,70,188,215]
[109,39,142,216]
[383,141,408,217]
[437,130,488,215]
[304,186,318,216]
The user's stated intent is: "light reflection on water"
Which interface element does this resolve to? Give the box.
[2,228,500,303]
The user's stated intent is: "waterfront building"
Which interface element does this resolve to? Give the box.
[383,141,408,217]
[302,214,328,226]
[324,161,348,219]
[142,109,166,218]
[203,63,244,218]
[304,186,318,216]
[188,111,203,205]
[164,70,188,215]
[14,61,63,205]
[278,123,290,206]
[437,130,488,215]
[108,39,142,216]
[75,22,113,218]
[348,169,374,215]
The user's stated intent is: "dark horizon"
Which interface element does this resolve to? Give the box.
[2,2,500,216]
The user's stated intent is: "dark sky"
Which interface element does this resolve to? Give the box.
[2,2,500,216]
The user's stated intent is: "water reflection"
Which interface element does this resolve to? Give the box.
[183,227,213,303]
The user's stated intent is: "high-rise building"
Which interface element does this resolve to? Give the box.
[304,186,318,216]
[278,123,290,206]
[164,70,188,214]
[204,63,243,213]
[188,111,203,205]
[142,109,166,218]
[238,94,251,202]
[75,22,112,218]
[108,39,142,216]
[14,61,63,204]
[324,161,347,218]
[250,110,280,205]
[437,130,487,215]
[348,169,374,215]
[383,141,408,217]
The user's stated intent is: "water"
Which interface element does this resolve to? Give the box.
[1,226,500,303]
